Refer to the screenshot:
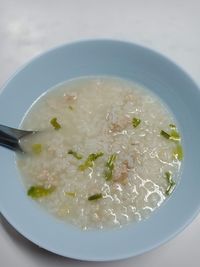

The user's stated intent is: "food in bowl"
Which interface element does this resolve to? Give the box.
[17,76,183,230]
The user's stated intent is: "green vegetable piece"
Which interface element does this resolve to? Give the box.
[50,117,61,130]
[161,125,182,162]
[173,144,183,161]
[165,172,176,196]
[165,171,172,184]
[105,154,117,181]
[169,130,180,141]
[169,124,176,129]
[68,150,83,160]
[88,193,103,201]
[161,126,181,141]
[166,182,176,196]
[65,192,76,197]
[132,117,141,128]
[78,152,104,171]
[105,169,113,181]
[106,154,117,169]
[32,144,42,154]
[27,186,55,199]
[78,161,93,171]
[68,105,73,110]
[160,130,170,139]
[88,152,104,161]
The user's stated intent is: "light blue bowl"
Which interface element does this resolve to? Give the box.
[0,40,200,261]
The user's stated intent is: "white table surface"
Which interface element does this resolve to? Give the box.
[0,1,200,266]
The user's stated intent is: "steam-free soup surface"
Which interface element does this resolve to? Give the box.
[17,77,183,230]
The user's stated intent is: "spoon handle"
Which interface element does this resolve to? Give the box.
[0,125,24,152]
[0,135,21,151]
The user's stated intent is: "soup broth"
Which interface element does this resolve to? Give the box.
[17,77,183,230]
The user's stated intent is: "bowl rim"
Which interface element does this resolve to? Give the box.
[1,38,199,94]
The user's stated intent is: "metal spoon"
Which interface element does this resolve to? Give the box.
[0,124,36,152]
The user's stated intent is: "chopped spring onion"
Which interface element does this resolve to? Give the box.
[165,172,176,196]
[88,193,103,201]
[169,124,176,129]
[68,150,83,160]
[68,105,73,110]
[78,152,104,171]
[65,192,76,197]
[160,125,183,161]
[160,130,170,139]
[173,144,183,161]
[89,152,104,161]
[50,117,61,130]
[132,117,141,128]
[160,129,180,141]
[32,144,42,154]
[166,182,176,196]
[106,154,117,168]
[105,169,113,181]
[165,171,172,184]
[169,129,180,141]
[27,186,55,198]
[105,154,117,181]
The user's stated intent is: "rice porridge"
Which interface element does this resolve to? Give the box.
[17,77,183,230]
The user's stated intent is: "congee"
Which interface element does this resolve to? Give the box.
[17,77,183,230]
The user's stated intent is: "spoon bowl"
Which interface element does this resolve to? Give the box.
[0,124,36,152]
